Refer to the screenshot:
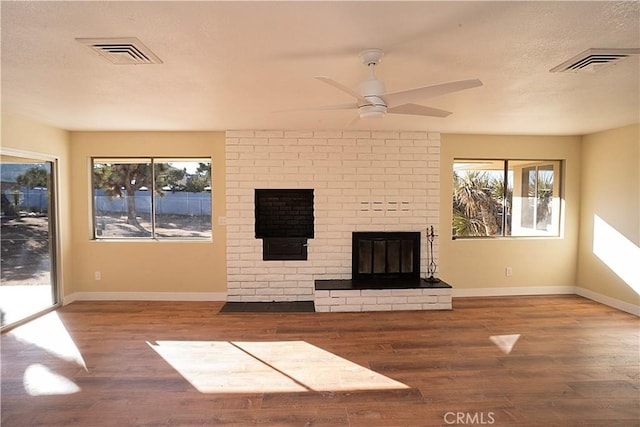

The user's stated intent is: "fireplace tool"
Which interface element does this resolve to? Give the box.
[426,225,440,282]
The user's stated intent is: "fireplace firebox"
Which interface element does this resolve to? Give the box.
[352,232,421,284]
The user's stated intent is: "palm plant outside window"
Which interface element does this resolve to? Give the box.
[453,159,562,238]
[92,158,212,240]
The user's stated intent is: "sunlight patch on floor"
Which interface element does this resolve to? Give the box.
[147,340,409,393]
[9,311,87,369]
[593,215,640,294]
[489,334,520,354]
[23,363,81,396]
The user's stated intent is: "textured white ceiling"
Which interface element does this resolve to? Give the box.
[1,1,638,135]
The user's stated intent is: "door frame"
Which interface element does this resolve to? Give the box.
[1,147,62,330]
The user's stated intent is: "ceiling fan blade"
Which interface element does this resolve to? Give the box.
[384,79,482,108]
[315,76,368,103]
[276,102,359,113]
[346,113,360,128]
[387,103,452,118]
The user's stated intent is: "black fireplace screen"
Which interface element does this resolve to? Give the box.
[352,232,420,280]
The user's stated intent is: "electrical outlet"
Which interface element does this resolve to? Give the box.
[505,267,512,277]
[94,271,101,281]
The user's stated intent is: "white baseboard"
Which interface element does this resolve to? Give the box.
[61,287,639,316]
[452,286,639,316]
[63,292,227,305]
[452,286,576,298]
[574,287,640,316]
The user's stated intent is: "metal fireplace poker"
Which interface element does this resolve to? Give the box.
[425,225,440,283]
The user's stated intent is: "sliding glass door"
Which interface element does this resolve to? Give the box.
[1,154,58,328]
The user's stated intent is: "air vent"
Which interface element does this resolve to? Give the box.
[550,48,640,73]
[76,37,162,65]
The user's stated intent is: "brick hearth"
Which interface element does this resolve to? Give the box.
[314,278,452,312]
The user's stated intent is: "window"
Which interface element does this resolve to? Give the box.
[92,158,212,240]
[453,159,561,238]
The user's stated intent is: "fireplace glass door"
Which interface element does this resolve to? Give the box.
[353,232,420,281]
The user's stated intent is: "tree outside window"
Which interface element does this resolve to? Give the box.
[92,158,212,240]
[453,159,561,238]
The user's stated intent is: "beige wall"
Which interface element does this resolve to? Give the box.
[69,132,227,296]
[440,134,581,291]
[1,113,73,298]
[3,113,637,311]
[577,124,639,306]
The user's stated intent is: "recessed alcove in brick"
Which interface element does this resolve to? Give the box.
[255,188,314,261]
[255,188,314,236]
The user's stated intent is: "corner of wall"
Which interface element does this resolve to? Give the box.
[576,123,639,308]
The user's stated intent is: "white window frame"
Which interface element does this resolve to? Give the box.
[91,157,212,241]
[453,159,563,239]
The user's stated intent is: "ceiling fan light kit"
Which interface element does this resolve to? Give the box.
[359,104,387,119]
[306,48,482,121]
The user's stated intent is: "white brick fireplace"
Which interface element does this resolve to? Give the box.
[225,130,441,305]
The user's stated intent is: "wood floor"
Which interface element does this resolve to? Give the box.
[1,295,638,426]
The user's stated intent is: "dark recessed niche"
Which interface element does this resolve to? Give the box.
[255,189,314,261]
[255,189,314,238]
[262,237,308,261]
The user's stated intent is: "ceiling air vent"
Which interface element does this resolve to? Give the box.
[76,37,163,65]
[550,48,640,73]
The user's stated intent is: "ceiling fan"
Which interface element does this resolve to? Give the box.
[308,48,482,120]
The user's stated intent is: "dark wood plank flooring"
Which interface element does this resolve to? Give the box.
[1,295,638,426]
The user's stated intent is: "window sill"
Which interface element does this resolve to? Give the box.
[92,238,213,243]
[452,235,562,241]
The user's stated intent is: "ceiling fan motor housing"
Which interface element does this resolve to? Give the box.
[358,78,387,118]
[359,78,386,97]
